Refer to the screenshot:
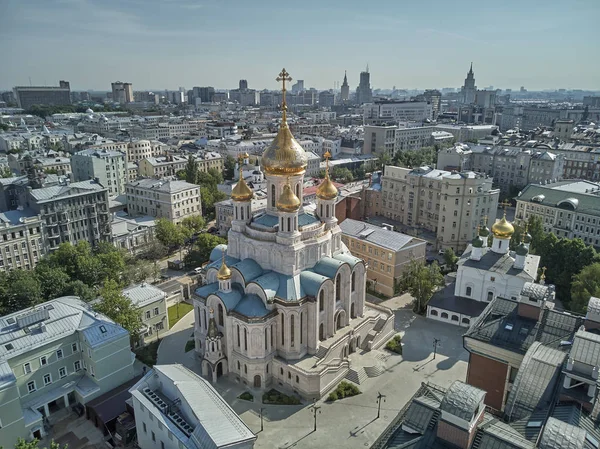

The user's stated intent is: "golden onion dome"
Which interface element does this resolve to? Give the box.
[491,215,515,238]
[261,123,307,176]
[277,182,301,212]
[231,176,253,202]
[217,255,231,280]
[316,174,338,200]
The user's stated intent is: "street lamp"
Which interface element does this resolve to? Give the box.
[309,399,321,432]
[376,392,386,419]
[433,338,440,360]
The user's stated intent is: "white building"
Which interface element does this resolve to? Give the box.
[71,148,128,196]
[122,283,169,346]
[129,364,256,449]
[427,214,540,327]
[193,88,395,399]
[363,100,433,124]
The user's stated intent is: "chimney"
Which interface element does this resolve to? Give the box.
[585,296,600,331]
[517,282,552,321]
[437,381,486,449]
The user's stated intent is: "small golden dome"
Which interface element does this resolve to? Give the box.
[231,176,253,202]
[316,174,338,200]
[277,182,301,212]
[491,215,515,238]
[217,255,231,280]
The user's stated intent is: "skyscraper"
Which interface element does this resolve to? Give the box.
[340,71,349,103]
[355,66,372,104]
[111,81,134,104]
[239,79,248,90]
[461,63,476,104]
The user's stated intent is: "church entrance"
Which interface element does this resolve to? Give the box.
[254,375,261,388]
[319,323,324,341]
[335,310,346,331]
[216,361,223,378]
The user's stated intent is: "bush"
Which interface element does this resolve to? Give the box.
[184,340,195,353]
[386,335,403,354]
[239,392,254,402]
[262,389,301,405]
[135,340,160,367]
[327,381,361,402]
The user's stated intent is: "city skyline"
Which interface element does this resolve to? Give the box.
[2,0,599,92]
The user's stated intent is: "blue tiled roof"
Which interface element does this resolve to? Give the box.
[195,282,219,298]
[334,252,363,268]
[251,272,279,300]
[232,259,264,283]
[234,294,270,317]
[209,244,228,262]
[206,255,240,270]
[300,271,328,296]
[253,214,278,228]
[313,257,346,279]
[213,284,244,311]
[298,212,319,227]
[276,274,305,301]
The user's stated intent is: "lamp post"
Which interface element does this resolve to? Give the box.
[260,407,265,432]
[309,399,321,432]
[433,338,440,360]
[376,392,386,419]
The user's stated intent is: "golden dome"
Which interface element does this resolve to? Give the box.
[217,254,231,280]
[491,215,515,238]
[316,152,338,200]
[231,174,253,202]
[261,125,307,176]
[276,182,301,212]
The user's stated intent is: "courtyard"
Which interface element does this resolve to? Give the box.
[157,295,469,449]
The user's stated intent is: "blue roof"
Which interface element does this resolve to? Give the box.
[313,257,346,279]
[232,258,264,283]
[195,282,219,298]
[213,284,244,311]
[333,253,363,268]
[206,255,240,271]
[233,294,270,317]
[252,272,279,300]
[209,244,228,262]
[300,271,328,296]
[298,212,319,227]
[253,214,278,228]
[276,273,305,301]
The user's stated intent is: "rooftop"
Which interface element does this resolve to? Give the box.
[122,283,166,308]
[339,218,423,252]
[459,245,540,281]
[29,179,106,202]
[127,179,199,193]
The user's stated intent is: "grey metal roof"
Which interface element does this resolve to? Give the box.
[518,183,600,218]
[122,283,166,308]
[459,246,540,281]
[428,284,489,317]
[0,208,39,225]
[475,418,536,449]
[587,297,600,316]
[552,404,600,449]
[127,179,198,193]
[440,381,485,421]
[339,218,419,252]
[402,397,438,434]
[29,179,106,201]
[571,330,600,367]
[521,283,551,302]
[539,417,587,449]
[505,342,566,422]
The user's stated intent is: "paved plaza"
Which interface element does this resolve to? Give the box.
[157,295,469,448]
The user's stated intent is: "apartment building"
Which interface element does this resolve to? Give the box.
[0,297,135,447]
[515,180,600,247]
[71,148,128,196]
[125,179,201,224]
[125,140,166,163]
[192,151,223,174]
[0,209,45,271]
[363,125,396,156]
[129,364,256,449]
[111,214,155,254]
[122,283,169,346]
[363,100,433,124]
[138,155,187,179]
[13,81,71,109]
[339,219,426,297]
[381,165,499,251]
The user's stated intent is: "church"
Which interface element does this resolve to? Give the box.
[427,212,541,327]
[192,69,395,399]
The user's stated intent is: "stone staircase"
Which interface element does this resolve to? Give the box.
[345,367,369,385]
[315,344,329,359]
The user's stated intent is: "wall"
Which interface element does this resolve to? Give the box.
[466,352,508,411]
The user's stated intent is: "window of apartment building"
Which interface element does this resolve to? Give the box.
[89,365,95,377]
[145,311,151,320]
[59,367,67,378]
[43,373,52,386]
[27,381,36,393]
[56,349,63,360]
[455,199,459,205]
[452,222,456,228]
[74,361,81,372]
[40,356,47,366]
[153,307,159,316]
[72,342,78,353]
[143,422,147,433]
[23,362,32,374]
[87,348,92,359]
[452,234,455,240]
[152,432,156,442]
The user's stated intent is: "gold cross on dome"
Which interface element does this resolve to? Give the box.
[323,151,332,171]
[276,68,292,121]
[499,200,511,214]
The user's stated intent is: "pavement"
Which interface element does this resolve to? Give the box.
[156,294,469,449]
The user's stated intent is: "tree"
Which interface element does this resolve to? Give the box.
[443,248,459,271]
[397,259,444,314]
[376,152,392,170]
[155,218,184,248]
[184,157,198,184]
[34,263,71,299]
[0,270,43,315]
[571,263,600,314]
[65,280,97,302]
[181,215,206,234]
[184,234,226,268]
[332,167,354,183]
[122,258,154,285]
[0,166,13,178]
[93,280,143,343]
[13,437,66,449]
[224,155,236,180]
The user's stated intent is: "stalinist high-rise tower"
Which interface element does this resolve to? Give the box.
[461,62,477,104]
[340,71,350,103]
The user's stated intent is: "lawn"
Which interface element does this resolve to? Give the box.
[168,302,194,328]
[262,389,301,405]
[135,340,160,367]
[327,381,361,402]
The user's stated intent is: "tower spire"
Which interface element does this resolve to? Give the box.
[276,68,292,127]
[469,62,473,74]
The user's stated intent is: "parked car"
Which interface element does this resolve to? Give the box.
[438,249,445,255]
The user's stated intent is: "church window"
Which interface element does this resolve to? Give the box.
[487,291,494,301]
[265,328,268,350]
[271,185,275,207]
[351,272,355,292]
[244,365,247,374]
[296,375,299,383]
[431,310,438,316]
[498,240,502,250]
[280,367,284,375]
[235,207,238,220]
[203,309,207,330]
[237,361,240,370]
[300,312,303,345]
[218,304,224,326]
[319,291,324,311]
[336,274,341,302]
[287,217,291,231]
[290,315,295,347]
[244,328,248,351]
[296,183,300,199]
[320,204,323,216]
[197,308,202,329]
[241,207,244,220]
[326,204,330,217]
[237,325,240,347]
[281,314,284,346]
[466,286,472,297]
[441,312,449,319]
[211,342,215,352]
[271,324,274,347]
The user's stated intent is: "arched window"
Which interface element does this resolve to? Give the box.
[271,184,275,207]
[290,315,295,347]
[451,315,459,322]
[241,207,244,220]
[295,183,300,199]
[431,309,439,316]
[235,207,238,220]
[319,290,324,311]
[266,364,269,373]
[244,364,247,374]
[351,272,356,292]
[336,274,341,301]
[244,328,248,351]
[237,325,240,347]
[197,308,202,329]
[487,291,494,301]
[237,361,240,370]
[203,309,207,330]
[281,314,285,346]
[288,372,291,379]
[265,328,268,350]
[271,324,274,347]
[218,304,224,326]
[287,217,291,231]
[466,286,472,297]
[280,367,284,375]
[295,375,299,383]
[326,204,330,216]
[462,318,470,325]
[441,312,449,319]
[211,342,215,351]
[498,240,502,250]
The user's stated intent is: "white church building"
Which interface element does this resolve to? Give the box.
[192,70,395,400]
[427,214,541,327]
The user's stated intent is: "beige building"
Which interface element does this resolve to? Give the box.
[122,283,169,346]
[0,210,45,271]
[138,155,187,178]
[192,151,224,174]
[381,165,499,251]
[71,148,128,197]
[339,219,426,297]
[125,179,201,224]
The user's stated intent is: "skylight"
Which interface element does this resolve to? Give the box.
[4,344,14,351]
[504,323,514,331]
[6,318,15,325]
[99,325,107,333]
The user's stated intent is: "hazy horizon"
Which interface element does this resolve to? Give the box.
[2,0,599,92]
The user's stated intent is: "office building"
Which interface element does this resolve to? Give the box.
[71,148,128,196]
[355,68,372,105]
[0,209,45,272]
[111,81,134,104]
[0,296,135,447]
[340,219,426,297]
[291,80,304,93]
[13,81,71,109]
[364,100,433,124]
[125,179,201,224]
[129,364,256,449]
[381,165,499,251]
[122,283,169,346]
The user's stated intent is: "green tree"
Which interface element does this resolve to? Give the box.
[443,248,459,271]
[224,155,236,180]
[65,280,97,302]
[571,263,600,314]
[93,280,143,343]
[0,270,43,314]
[181,215,206,234]
[0,166,13,178]
[34,263,71,299]
[332,167,354,183]
[200,186,227,218]
[184,157,198,184]
[184,234,226,268]
[397,259,445,314]
[155,218,184,248]
[376,152,392,170]
[12,437,66,449]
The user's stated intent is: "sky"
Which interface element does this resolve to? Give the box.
[2,0,599,92]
